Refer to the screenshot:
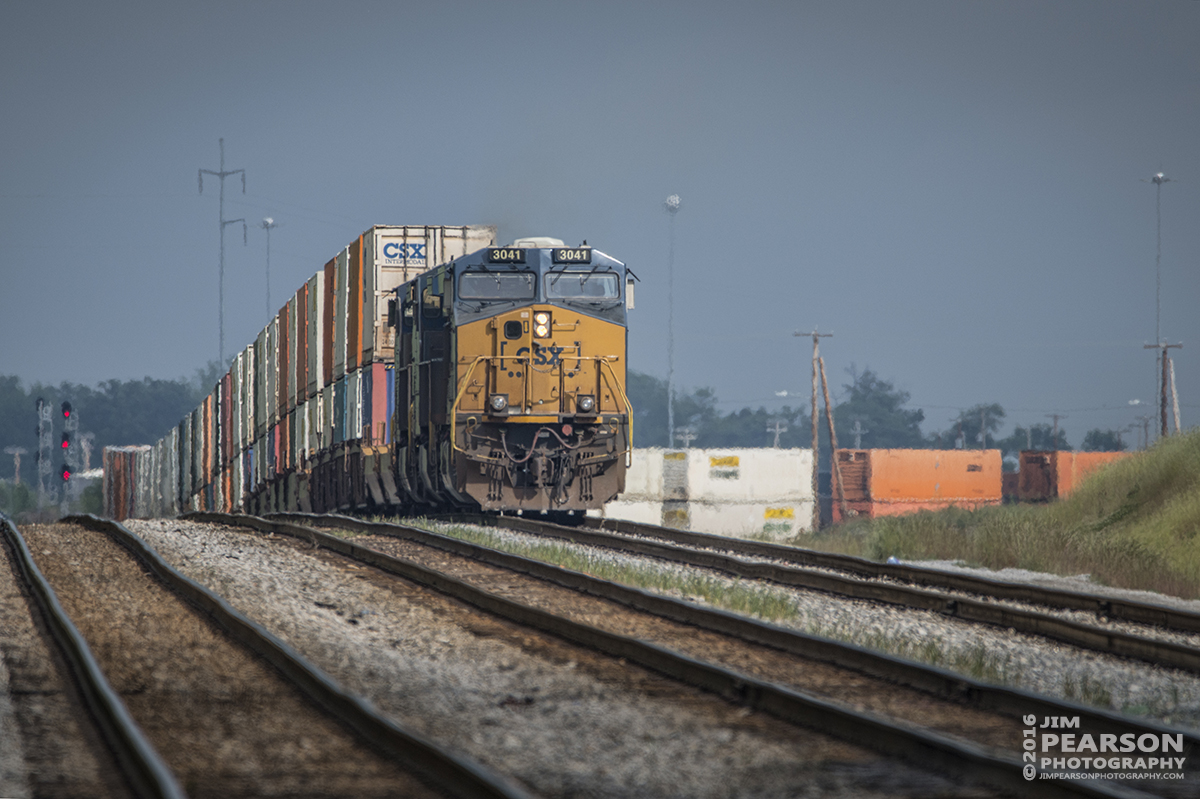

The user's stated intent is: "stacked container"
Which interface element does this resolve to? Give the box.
[105,224,495,519]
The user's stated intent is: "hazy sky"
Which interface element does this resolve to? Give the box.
[2,1,1197,445]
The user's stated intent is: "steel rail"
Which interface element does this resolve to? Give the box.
[0,514,186,799]
[451,513,1200,675]
[579,515,1200,633]
[64,515,533,799]
[270,511,1200,758]
[213,510,1173,798]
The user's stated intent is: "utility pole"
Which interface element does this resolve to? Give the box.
[979,408,989,449]
[850,420,868,449]
[1170,357,1182,434]
[767,420,788,448]
[1136,415,1153,451]
[796,329,831,532]
[1144,342,1182,438]
[4,447,26,485]
[80,433,95,471]
[819,356,848,523]
[261,217,278,320]
[200,138,247,368]
[663,194,681,448]
[1045,413,1066,450]
[675,427,697,449]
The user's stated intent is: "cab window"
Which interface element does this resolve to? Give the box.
[545,272,620,299]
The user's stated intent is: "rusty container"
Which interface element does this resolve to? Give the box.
[1018,450,1130,501]
[833,449,1002,522]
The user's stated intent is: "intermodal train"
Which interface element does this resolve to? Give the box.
[103,226,635,521]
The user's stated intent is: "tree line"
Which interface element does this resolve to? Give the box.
[0,363,223,491]
[0,362,1129,511]
[627,368,1129,466]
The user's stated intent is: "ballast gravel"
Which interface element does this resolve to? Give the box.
[127,519,999,799]
[413,521,1200,731]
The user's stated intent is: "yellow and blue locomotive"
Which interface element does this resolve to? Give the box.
[392,238,633,514]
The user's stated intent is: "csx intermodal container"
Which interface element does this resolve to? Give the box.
[1017,450,1130,502]
[832,448,1002,522]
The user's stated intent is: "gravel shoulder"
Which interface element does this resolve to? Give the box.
[419,521,1200,731]
[129,518,1005,799]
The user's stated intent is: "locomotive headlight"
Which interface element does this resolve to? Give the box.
[488,393,509,412]
[576,394,596,413]
[533,311,551,338]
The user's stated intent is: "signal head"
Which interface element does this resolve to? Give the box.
[60,465,71,482]
[61,401,72,419]
[61,432,70,449]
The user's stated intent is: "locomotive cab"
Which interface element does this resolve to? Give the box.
[392,239,632,512]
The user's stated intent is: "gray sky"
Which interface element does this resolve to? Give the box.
[2,0,1197,444]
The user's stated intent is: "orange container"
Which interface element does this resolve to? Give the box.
[833,449,1002,522]
[1018,451,1130,501]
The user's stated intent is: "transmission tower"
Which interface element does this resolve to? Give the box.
[35,398,53,506]
[199,138,247,367]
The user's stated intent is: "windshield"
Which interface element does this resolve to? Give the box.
[545,272,620,299]
[459,271,536,300]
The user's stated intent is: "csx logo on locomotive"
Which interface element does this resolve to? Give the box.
[382,242,426,262]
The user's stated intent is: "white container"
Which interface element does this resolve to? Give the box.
[361,225,496,364]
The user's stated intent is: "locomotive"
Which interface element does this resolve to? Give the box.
[394,238,634,513]
[107,228,634,521]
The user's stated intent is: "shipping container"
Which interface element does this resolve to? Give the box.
[595,448,815,538]
[296,283,309,405]
[307,272,324,399]
[1017,450,1131,502]
[832,448,1002,522]
[361,225,497,364]
[322,259,336,389]
[334,249,349,381]
[287,293,299,412]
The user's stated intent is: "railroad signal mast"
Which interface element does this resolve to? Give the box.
[59,401,81,515]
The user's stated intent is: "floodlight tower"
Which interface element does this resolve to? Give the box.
[1145,172,1172,347]
[261,217,278,319]
[664,194,681,448]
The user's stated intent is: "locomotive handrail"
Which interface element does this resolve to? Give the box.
[599,357,634,467]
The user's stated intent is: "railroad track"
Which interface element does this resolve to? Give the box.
[191,510,1194,798]
[445,513,1200,675]
[0,513,530,799]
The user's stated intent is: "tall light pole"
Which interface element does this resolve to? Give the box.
[1142,171,1175,440]
[261,217,278,319]
[1145,172,1172,347]
[664,194,682,448]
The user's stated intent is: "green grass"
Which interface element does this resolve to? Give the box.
[388,517,1025,687]
[797,429,1200,599]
